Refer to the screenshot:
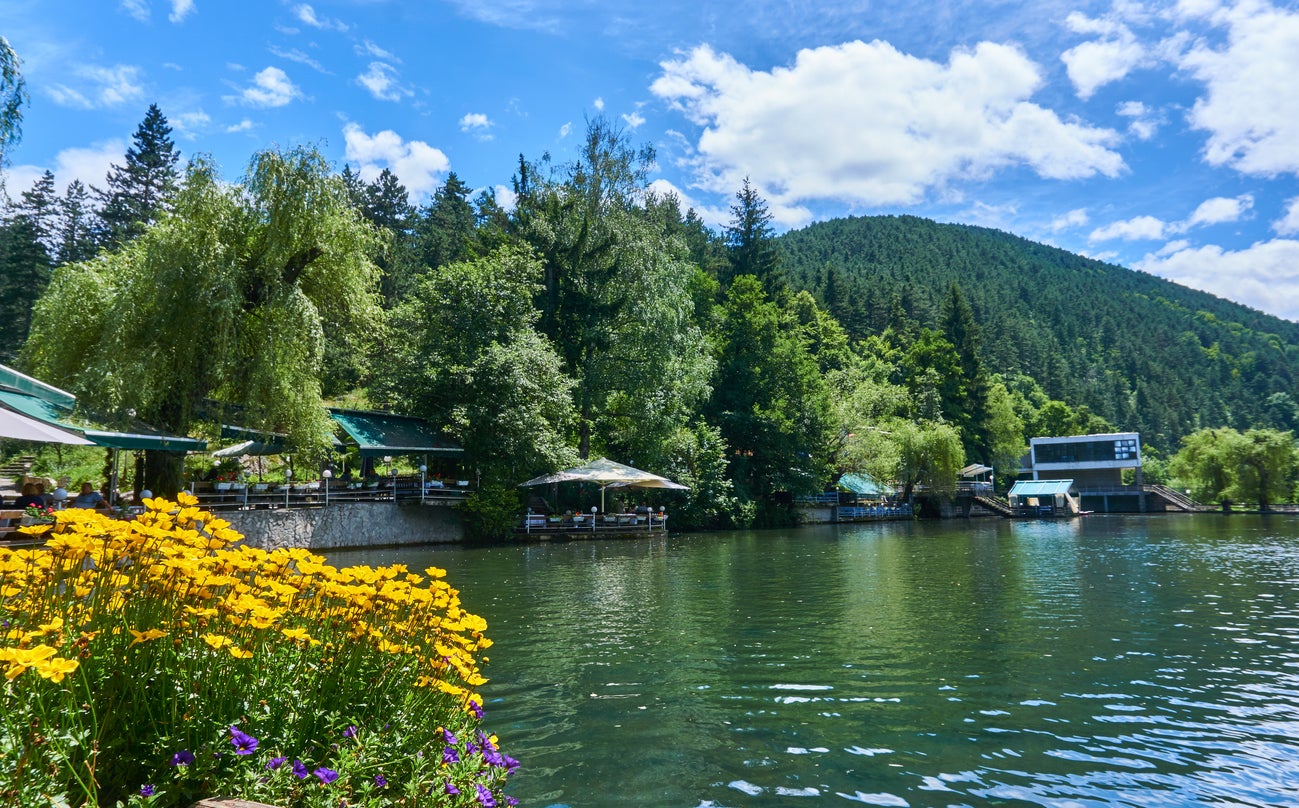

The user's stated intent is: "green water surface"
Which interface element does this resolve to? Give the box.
[330,514,1299,806]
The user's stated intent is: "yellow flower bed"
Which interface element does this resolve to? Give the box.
[0,493,513,807]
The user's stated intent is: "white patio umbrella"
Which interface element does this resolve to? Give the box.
[0,407,93,445]
[520,457,688,512]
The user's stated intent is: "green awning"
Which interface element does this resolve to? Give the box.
[0,389,206,452]
[837,472,890,497]
[329,409,462,458]
[1008,479,1075,497]
[0,363,76,409]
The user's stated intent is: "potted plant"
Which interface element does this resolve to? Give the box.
[20,505,55,526]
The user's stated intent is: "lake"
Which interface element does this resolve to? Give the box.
[329,514,1299,806]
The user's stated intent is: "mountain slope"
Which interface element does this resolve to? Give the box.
[778,215,1299,450]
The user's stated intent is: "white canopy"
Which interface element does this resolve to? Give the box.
[0,407,94,445]
[520,457,688,512]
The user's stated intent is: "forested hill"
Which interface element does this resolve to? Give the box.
[778,215,1299,451]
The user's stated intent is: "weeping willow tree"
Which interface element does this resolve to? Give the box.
[23,147,381,494]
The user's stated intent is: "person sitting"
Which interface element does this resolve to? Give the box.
[14,483,45,510]
[71,482,108,511]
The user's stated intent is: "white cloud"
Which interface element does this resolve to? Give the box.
[342,123,450,198]
[171,110,211,139]
[459,113,494,141]
[1178,1,1299,175]
[233,67,301,107]
[1050,207,1090,231]
[1061,12,1149,99]
[1136,239,1299,320]
[120,0,149,22]
[48,65,145,109]
[294,3,347,31]
[356,63,412,102]
[1090,214,1167,241]
[621,111,646,129]
[1116,100,1161,140]
[593,96,605,110]
[559,121,572,138]
[651,41,1124,224]
[1185,194,1253,228]
[491,184,517,212]
[169,0,195,23]
[1092,194,1255,242]
[270,47,328,74]
[1274,197,1299,236]
[357,40,399,61]
[6,139,127,194]
[225,118,255,133]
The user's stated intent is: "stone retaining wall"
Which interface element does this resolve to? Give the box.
[225,501,463,551]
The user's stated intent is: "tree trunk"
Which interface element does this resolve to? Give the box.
[144,450,186,497]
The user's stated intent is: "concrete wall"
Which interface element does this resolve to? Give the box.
[225,501,463,551]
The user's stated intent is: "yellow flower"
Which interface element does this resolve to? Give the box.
[228,646,253,659]
[129,628,168,646]
[202,633,233,650]
[35,656,79,683]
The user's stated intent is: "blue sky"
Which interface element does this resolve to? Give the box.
[4,0,1299,320]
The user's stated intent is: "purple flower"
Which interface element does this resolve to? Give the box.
[467,741,480,755]
[441,728,458,746]
[139,784,155,797]
[505,797,519,807]
[445,781,461,796]
[292,759,310,779]
[442,746,460,764]
[343,725,358,739]
[266,756,288,770]
[313,767,339,785]
[484,748,506,768]
[476,784,498,807]
[374,774,388,788]
[477,731,495,751]
[469,700,484,719]
[229,725,259,755]
[502,754,520,774]
[170,749,195,767]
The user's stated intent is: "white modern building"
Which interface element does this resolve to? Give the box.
[1027,432,1142,488]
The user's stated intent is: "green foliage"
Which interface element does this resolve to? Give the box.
[779,215,1299,453]
[658,421,741,530]
[0,36,27,167]
[708,275,833,501]
[24,147,382,493]
[1169,427,1296,510]
[371,243,577,482]
[462,481,528,541]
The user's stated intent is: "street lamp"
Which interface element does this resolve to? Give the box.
[419,464,427,504]
[323,468,332,507]
[284,468,292,510]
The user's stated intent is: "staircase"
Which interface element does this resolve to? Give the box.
[1147,484,1202,512]
[0,455,35,479]
[973,494,1014,517]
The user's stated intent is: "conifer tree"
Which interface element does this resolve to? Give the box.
[57,180,97,265]
[18,169,58,253]
[417,171,476,270]
[941,283,992,464]
[96,103,180,248]
[724,177,783,296]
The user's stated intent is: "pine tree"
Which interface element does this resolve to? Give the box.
[0,207,52,359]
[724,177,783,296]
[416,171,476,270]
[96,103,180,248]
[18,169,58,253]
[941,283,992,464]
[57,179,97,264]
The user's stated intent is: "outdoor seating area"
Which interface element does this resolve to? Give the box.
[189,474,473,512]
[519,508,669,534]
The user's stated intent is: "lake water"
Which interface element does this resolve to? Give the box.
[329,514,1299,806]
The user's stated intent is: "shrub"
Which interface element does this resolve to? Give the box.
[0,494,515,807]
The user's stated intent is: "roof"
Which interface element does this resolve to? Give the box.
[0,389,206,452]
[0,363,76,409]
[1008,479,1075,497]
[959,463,993,478]
[837,472,890,496]
[329,409,463,458]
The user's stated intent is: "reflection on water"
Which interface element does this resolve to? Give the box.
[329,515,1299,806]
